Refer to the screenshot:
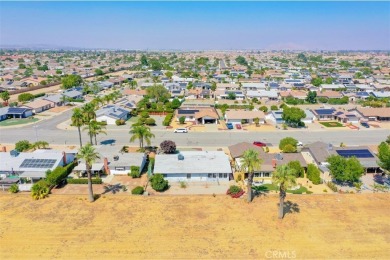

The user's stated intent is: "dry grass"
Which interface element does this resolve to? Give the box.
[0,194,389,259]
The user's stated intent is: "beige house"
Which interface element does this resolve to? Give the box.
[224,110,265,125]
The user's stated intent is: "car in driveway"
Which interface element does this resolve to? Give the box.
[360,122,370,128]
[253,141,267,147]
[226,122,234,130]
[174,128,188,133]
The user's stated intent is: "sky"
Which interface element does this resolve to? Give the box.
[0,1,389,50]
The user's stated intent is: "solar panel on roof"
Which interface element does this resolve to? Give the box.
[8,107,29,114]
[20,159,57,169]
[178,109,199,114]
[315,109,336,115]
[336,149,374,158]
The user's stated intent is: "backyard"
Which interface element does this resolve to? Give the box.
[0,194,389,259]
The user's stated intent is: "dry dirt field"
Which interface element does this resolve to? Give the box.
[0,194,389,259]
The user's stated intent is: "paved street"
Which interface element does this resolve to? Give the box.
[0,110,388,147]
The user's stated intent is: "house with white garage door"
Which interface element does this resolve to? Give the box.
[153,151,232,182]
[224,110,265,125]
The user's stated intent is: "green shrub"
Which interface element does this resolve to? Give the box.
[162,113,174,126]
[287,160,304,178]
[31,180,50,200]
[67,178,102,184]
[179,116,186,124]
[115,119,125,126]
[145,118,156,126]
[129,166,141,178]
[9,183,19,193]
[307,163,321,185]
[33,93,45,98]
[326,181,338,192]
[150,174,169,192]
[323,189,328,192]
[46,163,75,187]
[270,105,278,111]
[131,186,144,195]
[18,93,34,102]
[140,111,150,118]
[179,181,187,189]
[15,140,32,152]
[228,185,242,195]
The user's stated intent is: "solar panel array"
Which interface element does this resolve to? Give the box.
[336,149,374,158]
[314,109,335,115]
[8,107,29,114]
[20,159,57,168]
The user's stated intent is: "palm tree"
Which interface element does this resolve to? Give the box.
[129,125,155,149]
[240,149,262,202]
[130,80,137,89]
[71,108,85,147]
[84,120,107,145]
[77,144,100,202]
[103,94,112,105]
[81,103,96,122]
[272,165,297,219]
[32,141,49,150]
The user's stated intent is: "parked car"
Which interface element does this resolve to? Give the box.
[360,122,370,128]
[297,141,303,147]
[236,124,242,129]
[253,141,267,147]
[174,128,188,133]
[226,122,233,130]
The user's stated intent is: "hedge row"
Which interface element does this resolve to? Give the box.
[67,178,103,184]
[46,162,75,187]
[162,113,174,126]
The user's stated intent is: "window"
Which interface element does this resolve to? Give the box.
[115,167,125,171]
[213,173,217,178]
[223,173,228,178]
[208,173,212,178]
[187,174,191,179]
[219,173,223,178]
[162,174,167,178]
[264,172,270,177]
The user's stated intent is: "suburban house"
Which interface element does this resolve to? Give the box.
[279,90,307,100]
[320,84,345,91]
[0,149,76,189]
[266,110,285,125]
[332,110,360,124]
[310,108,336,121]
[6,107,33,119]
[302,142,381,173]
[241,83,267,91]
[216,90,245,100]
[97,81,114,90]
[153,151,232,182]
[0,107,9,121]
[176,107,219,124]
[44,94,65,107]
[316,90,343,99]
[354,107,390,122]
[224,110,265,125]
[246,90,278,100]
[96,105,130,125]
[96,146,147,175]
[62,89,84,100]
[23,99,53,114]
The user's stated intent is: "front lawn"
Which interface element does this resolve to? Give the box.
[319,121,344,127]
[0,118,39,127]
[253,184,312,194]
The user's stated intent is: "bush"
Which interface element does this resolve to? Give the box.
[129,166,141,178]
[67,178,102,184]
[279,137,298,153]
[287,160,304,178]
[162,113,174,126]
[31,180,50,200]
[226,185,244,198]
[150,174,169,192]
[34,93,45,98]
[259,106,268,112]
[9,183,19,193]
[326,181,338,192]
[115,119,125,126]
[179,116,186,124]
[160,140,176,154]
[46,163,75,187]
[323,189,328,192]
[179,181,187,189]
[15,140,32,152]
[145,118,156,126]
[307,163,321,185]
[270,105,278,111]
[131,186,144,195]
[140,111,150,118]
[18,93,34,102]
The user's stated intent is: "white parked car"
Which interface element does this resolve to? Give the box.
[174,128,188,133]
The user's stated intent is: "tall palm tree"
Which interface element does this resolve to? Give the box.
[103,95,112,105]
[129,125,155,149]
[130,80,137,89]
[77,144,100,202]
[272,165,297,219]
[240,149,262,202]
[71,107,85,147]
[81,103,96,122]
[84,120,107,145]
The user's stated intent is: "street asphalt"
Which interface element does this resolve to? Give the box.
[0,109,388,147]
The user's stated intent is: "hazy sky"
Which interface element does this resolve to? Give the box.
[1,1,389,50]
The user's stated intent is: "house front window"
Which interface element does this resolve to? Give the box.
[115,167,125,171]
[187,174,191,179]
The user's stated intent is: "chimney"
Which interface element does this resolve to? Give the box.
[104,157,111,175]
[2,146,6,152]
[62,151,67,165]
[272,159,277,168]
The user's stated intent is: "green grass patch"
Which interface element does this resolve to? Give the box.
[319,121,344,127]
[0,117,39,127]
[253,184,312,194]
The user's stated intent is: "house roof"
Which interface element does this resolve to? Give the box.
[228,142,265,159]
[317,91,343,98]
[225,110,265,120]
[154,151,232,174]
[357,107,390,118]
[96,106,130,120]
[24,99,52,109]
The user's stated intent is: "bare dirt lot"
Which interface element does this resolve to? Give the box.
[0,194,389,259]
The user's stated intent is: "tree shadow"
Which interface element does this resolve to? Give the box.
[102,183,123,194]
[283,201,300,217]
[373,174,386,185]
[253,186,269,197]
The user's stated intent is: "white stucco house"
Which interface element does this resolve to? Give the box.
[153,151,232,182]
[96,105,130,125]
